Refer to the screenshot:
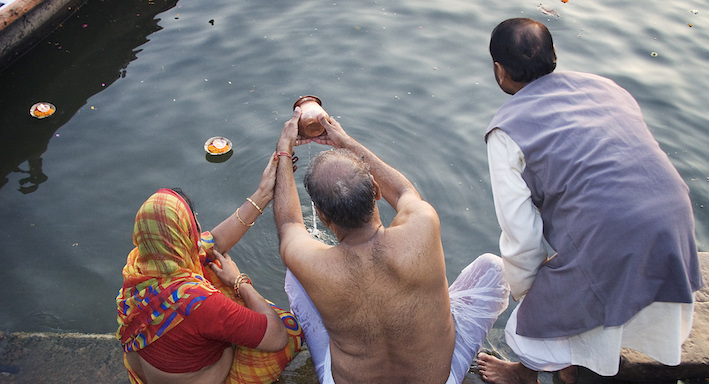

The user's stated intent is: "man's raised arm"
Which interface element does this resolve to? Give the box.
[273,108,312,265]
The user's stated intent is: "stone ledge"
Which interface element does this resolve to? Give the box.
[0,253,706,383]
[0,0,86,71]
[0,330,541,384]
[0,331,127,384]
[0,332,320,384]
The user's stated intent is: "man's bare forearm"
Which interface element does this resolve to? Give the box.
[274,109,306,246]
[274,153,304,233]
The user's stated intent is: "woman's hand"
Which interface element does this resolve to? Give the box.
[255,151,279,202]
[208,249,241,287]
[277,108,301,154]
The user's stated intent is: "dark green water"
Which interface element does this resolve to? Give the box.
[0,0,707,336]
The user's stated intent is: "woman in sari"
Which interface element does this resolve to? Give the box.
[116,153,303,384]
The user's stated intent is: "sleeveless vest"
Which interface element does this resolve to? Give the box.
[485,71,702,338]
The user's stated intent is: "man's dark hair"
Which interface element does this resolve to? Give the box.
[304,149,376,229]
[489,18,556,83]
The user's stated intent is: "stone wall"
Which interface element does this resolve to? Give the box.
[0,0,86,70]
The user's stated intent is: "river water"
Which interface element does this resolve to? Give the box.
[0,0,707,339]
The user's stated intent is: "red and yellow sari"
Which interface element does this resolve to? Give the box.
[116,189,302,383]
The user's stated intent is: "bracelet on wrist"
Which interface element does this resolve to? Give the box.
[246,197,263,215]
[274,151,293,160]
[233,273,252,297]
[235,208,255,227]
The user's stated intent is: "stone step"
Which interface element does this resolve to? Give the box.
[1,253,707,383]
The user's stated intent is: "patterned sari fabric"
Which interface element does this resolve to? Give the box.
[116,189,303,384]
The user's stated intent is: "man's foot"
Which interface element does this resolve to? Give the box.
[477,353,539,384]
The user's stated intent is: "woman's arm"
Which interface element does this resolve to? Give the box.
[209,249,288,351]
[237,284,289,351]
[210,153,277,254]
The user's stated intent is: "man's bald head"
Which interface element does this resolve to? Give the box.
[304,149,376,229]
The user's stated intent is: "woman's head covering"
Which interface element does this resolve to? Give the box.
[116,188,218,351]
[128,188,203,278]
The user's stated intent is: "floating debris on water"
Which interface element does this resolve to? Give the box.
[29,102,56,119]
[538,4,561,18]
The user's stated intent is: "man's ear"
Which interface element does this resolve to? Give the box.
[315,207,332,227]
[371,175,382,201]
[493,61,524,95]
[493,62,506,87]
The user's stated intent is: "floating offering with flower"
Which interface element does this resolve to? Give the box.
[204,136,232,155]
[29,102,56,119]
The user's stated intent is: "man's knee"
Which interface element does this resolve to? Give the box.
[459,253,504,279]
[475,252,503,269]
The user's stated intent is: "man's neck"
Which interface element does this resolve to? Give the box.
[333,221,383,245]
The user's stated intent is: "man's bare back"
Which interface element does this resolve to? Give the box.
[297,214,456,383]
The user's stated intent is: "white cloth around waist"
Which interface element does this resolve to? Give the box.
[505,297,694,376]
[285,253,510,383]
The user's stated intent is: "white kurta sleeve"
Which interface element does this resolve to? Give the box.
[486,128,549,300]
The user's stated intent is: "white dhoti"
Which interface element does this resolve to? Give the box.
[285,253,510,384]
[505,297,694,376]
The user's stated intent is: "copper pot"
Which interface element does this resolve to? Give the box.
[293,95,329,138]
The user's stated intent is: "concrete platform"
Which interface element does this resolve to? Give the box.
[0,332,492,384]
[0,253,707,383]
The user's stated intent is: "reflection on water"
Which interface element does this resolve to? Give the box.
[0,0,707,335]
[0,0,178,192]
[0,0,179,333]
[15,157,47,194]
[205,151,234,163]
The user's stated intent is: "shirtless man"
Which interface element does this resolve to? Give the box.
[273,107,509,383]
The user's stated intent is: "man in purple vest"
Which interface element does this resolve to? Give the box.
[477,18,702,384]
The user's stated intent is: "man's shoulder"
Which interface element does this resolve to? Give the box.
[542,70,606,80]
[535,71,618,90]
[490,71,621,126]
[391,197,439,226]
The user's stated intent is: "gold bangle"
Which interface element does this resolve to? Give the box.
[246,198,263,214]
[233,273,252,297]
[235,208,254,227]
